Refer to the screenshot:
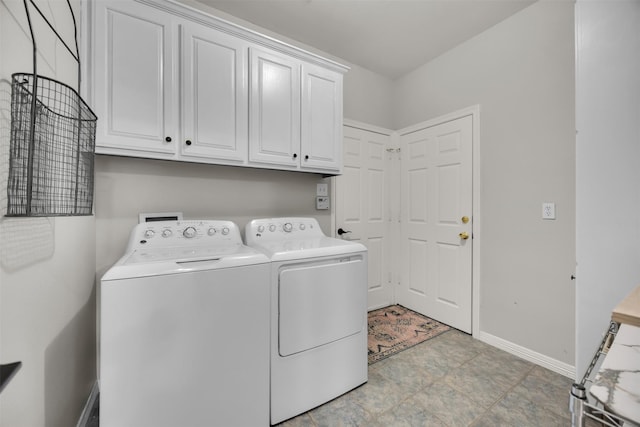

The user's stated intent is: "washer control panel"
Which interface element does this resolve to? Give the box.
[127,220,240,250]
[245,217,325,244]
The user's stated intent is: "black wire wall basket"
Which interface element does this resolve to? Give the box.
[6,0,97,217]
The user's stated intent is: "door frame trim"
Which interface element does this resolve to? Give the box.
[396,105,481,337]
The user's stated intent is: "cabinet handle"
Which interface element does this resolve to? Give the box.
[165,136,172,142]
[293,153,297,159]
[185,140,192,146]
[304,155,309,161]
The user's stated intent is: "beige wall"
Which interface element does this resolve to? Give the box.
[393,1,576,366]
[343,63,394,129]
[95,156,333,275]
[0,1,96,426]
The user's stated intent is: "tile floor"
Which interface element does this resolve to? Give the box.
[275,329,588,427]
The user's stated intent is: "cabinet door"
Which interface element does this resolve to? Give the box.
[249,47,300,168]
[180,23,248,163]
[301,63,343,173]
[92,1,177,156]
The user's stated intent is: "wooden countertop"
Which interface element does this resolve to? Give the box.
[612,285,640,327]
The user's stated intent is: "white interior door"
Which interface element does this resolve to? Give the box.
[335,124,392,310]
[398,115,473,333]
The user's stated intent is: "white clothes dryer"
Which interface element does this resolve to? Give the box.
[245,217,368,425]
[100,220,270,427]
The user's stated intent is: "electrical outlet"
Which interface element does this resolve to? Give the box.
[542,202,556,220]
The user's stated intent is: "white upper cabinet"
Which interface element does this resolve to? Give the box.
[249,48,343,173]
[249,47,301,168]
[87,0,347,174]
[180,23,248,163]
[92,1,177,156]
[301,63,343,173]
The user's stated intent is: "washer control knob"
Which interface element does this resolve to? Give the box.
[183,226,197,238]
[221,227,230,235]
[283,222,293,232]
[207,227,216,236]
[299,223,306,231]
[257,225,265,233]
[144,229,155,238]
[162,229,173,238]
[269,224,276,232]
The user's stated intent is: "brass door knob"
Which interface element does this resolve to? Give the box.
[459,231,469,240]
[461,216,469,224]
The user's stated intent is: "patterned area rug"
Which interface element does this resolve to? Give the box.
[368,305,451,364]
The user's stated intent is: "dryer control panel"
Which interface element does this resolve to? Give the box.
[127,220,242,250]
[245,217,324,244]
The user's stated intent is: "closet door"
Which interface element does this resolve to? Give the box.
[335,124,393,310]
[180,22,248,164]
[93,1,177,156]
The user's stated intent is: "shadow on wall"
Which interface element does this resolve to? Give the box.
[0,218,55,271]
[44,283,97,427]
[1,79,9,202]
[94,154,333,229]
[0,78,56,270]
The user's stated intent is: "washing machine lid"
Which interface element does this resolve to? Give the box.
[102,219,270,281]
[102,245,269,281]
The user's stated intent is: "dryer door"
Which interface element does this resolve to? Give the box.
[278,254,367,357]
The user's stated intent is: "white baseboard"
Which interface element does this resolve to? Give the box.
[477,331,576,379]
[76,381,99,427]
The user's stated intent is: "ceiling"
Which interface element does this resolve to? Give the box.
[197,0,536,80]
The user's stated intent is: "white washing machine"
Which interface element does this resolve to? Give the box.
[245,217,368,425]
[100,220,270,427]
